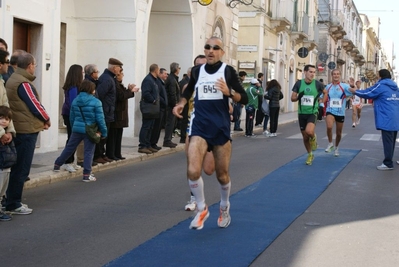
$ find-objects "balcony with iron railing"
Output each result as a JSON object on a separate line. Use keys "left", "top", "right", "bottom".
{"left": 269, "top": 0, "right": 294, "bottom": 33}
{"left": 330, "top": 9, "right": 346, "bottom": 42}
{"left": 291, "top": 11, "right": 309, "bottom": 43}
{"left": 303, "top": 22, "right": 319, "bottom": 51}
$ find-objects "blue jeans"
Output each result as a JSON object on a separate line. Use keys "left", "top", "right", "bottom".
{"left": 55, "top": 133, "right": 95, "bottom": 175}
{"left": 63, "top": 115, "right": 75, "bottom": 164}
{"left": 263, "top": 114, "right": 269, "bottom": 131}
{"left": 234, "top": 104, "right": 242, "bottom": 130}
{"left": 381, "top": 130, "right": 397, "bottom": 168}
{"left": 139, "top": 118, "right": 155, "bottom": 148}
{"left": 6, "top": 132, "right": 38, "bottom": 211}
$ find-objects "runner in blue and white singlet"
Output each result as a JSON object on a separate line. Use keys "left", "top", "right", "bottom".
{"left": 324, "top": 70, "right": 354, "bottom": 156}
{"left": 325, "top": 81, "right": 352, "bottom": 116}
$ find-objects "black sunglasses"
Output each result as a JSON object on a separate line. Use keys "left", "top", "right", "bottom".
{"left": 204, "top": 44, "right": 223, "bottom": 51}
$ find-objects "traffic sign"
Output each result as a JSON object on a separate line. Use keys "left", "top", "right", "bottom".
{"left": 318, "top": 52, "right": 329, "bottom": 62}
{"left": 327, "top": 61, "right": 336, "bottom": 70}
{"left": 298, "top": 47, "right": 309, "bottom": 58}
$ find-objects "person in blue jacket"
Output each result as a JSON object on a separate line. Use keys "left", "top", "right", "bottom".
{"left": 350, "top": 69, "right": 399, "bottom": 170}
{"left": 54, "top": 80, "right": 107, "bottom": 182}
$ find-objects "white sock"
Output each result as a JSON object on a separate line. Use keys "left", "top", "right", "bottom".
{"left": 188, "top": 177, "right": 205, "bottom": 210}
{"left": 219, "top": 181, "right": 231, "bottom": 208}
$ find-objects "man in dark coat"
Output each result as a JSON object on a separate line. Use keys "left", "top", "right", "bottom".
{"left": 107, "top": 71, "right": 138, "bottom": 160}
{"left": 163, "top": 62, "right": 180, "bottom": 148}
{"left": 150, "top": 67, "right": 168, "bottom": 150}
{"left": 138, "top": 64, "right": 160, "bottom": 154}
{"left": 94, "top": 58, "right": 123, "bottom": 164}
{"left": 178, "top": 67, "right": 191, "bottom": 143}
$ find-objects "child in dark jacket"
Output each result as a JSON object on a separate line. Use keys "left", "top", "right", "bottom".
{"left": 0, "top": 106, "right": 17, "bottom": 221}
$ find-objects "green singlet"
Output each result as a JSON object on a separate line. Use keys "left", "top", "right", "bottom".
{"left": 298, "top": 79, "right": 319, "bottom": 115}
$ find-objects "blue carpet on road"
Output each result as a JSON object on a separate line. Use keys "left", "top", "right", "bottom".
{"left": 105, "top": 149, "right": 360, "bottom": 267}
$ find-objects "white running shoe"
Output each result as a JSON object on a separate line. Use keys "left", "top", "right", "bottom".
{"left": 325, "top": 143, "right": 334, "bottom": 153}
{"left": 63, "top": 164, "right": 76, "bottom": 173}
{"left": 352, "top": 123, "right": 356, "bottom": 128}
{"left": 356, "top": 118, "right": 361, "bottom": 125}
{"left": 334, "top": 148, "right": 339, "bottom": 157}
{"left": 189, "top": 205, "right": 209, "bottom": 230}
{"left": 263, "top": 130, "right": 270, "bottom": 135}
{"left": 185, "top": 196, "right": 196, "bottom": 211}
{"left": 217, "top": 204, "right": 231, "bottom": 228}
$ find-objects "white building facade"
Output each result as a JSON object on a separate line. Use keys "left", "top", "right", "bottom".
{"left": 0, "top": 0, "right": 239, "bottom": 152}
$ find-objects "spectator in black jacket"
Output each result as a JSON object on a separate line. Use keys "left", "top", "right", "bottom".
{"left": 265, "top": 79, "right": 283, "bottom": 137}
{"left": 138, "top": 64, "right": 160, "bottom": 154}
{"left": 150, "top": 67, "right": 168, "bottom": 150}
{"left": 178, "top": 67, "right": 191, "bottom": 143}
{"left": 163, "top": 62, "right": 180, "bottom": 148}
{"left": 107, "top": 71, "right": 139, "bottom": 160}
{"left": 255, "top": 73, "right": 264, "bottom": 126}
{"left": 94, "top": 58, "right": 123, "bottom": 164}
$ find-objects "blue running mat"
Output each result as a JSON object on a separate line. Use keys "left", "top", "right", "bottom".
{"left": 105, "top": 149, "right": 360, "bottom": 267}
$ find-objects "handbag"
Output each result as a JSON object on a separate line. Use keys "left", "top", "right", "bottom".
{"left": 140, "top": 98, "right": 160, "bottom": 119}
{"left": 78, "top": 106, "right": 101, "bottom": 144}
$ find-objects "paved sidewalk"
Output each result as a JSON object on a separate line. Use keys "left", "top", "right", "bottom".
{"left": 26, "top": 111, "right": 298, "bottom": 189}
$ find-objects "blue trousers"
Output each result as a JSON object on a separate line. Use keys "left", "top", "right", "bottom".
{"left": 163, "top": 107, "right": 175, "bottom": 143}
{"left": 6, "top": 132, "right": 38, "bottom": 211}
{"left": 234, "top": 104, "right": 242, "bottom": 130}
{"left": 381, "top": 130, "right": 397, "bottom": 168}
{"left": 139, "top": 118, "right": 155, "bottom": 148}
{"left": 55, "top": 132, "right": 96, "bottom": 175}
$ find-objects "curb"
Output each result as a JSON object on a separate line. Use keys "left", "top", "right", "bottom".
{"left": 24, "top": 113, "right": 298, "bottom": 189}
{"left": 25, "top": 145, "right": 186, "bottom": 189}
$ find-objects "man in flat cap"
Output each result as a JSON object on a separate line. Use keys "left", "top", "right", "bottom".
{"left": 93, "top": 57, "right": 123, "bottom": 164}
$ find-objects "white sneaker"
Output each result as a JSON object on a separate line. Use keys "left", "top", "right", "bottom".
{"left": 184, "top": 196, "right": 196, "bottom": 211}
{"left": 352, "top": 123, "right": 356, "bottom": 128}
{"left": 325, "top": 143, "right": 334, "bottom": 153}
{"left": 63, "top": 164, "right": 76, "bottom": 173}
{"left": 377, "top": 164, "right": 393, "bottom": 171}
{"left": 217, "top": 204, "right": 231, "bottom": 228}
{"left": 356, "top": 118, "right": 361, "bottom": 125}
{"left": 271, "top": 133, "right": 277, "bottom": 137}
{"left": 334, "top": 148, "right": 339, "bottom": 157}
{"left": 263, "top": 130, "right": 270, "bottom": 135}
{"left": 10, "top": 205, "right": 33, "bottom": 215}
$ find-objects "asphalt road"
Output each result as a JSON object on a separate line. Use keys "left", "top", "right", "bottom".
{"left": 2, "top": 105, "right": 399, "bottom": 267}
